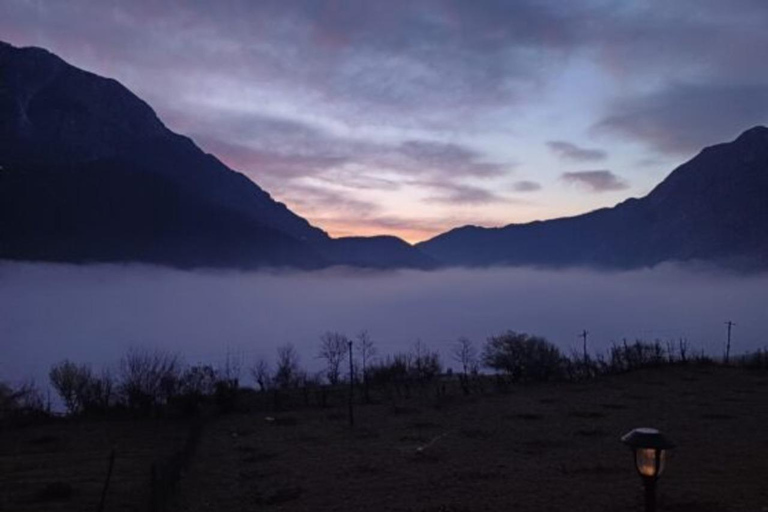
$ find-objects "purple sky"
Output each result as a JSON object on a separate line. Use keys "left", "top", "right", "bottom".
{"left": 3, "top": 1, "right": 768, "bottom": 241}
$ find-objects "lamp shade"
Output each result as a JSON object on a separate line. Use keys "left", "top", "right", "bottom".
{"left": 621, "top": 428, "right": 675, "bottom": 479}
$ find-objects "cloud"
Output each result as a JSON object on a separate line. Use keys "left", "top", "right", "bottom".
{"left": 546, "top": 141, "right": 606, "bottom": 162}
{"left": 594, "top": 83, "right": 768, "bottom": 154}
{"left": 5, "top": 0, "right": 768, "bottom": 239}
{"left": 396, "top": 140, "right": 507, "bottom": 178}
{"left": 561, "top": 170, "right": 628, "bottom": 193}
{"left": 195, "top": 137, "right": 350, "bottom": 181}
{"left": 171, "top": 106, "right": 511, "bottom": 184}
{"left": 414, "top": 180, "right": 508, "bottom": 205}
{"left": 267, "top": 184, "right": 379, "bottom": 218}
{"left": 0, "top": 0, "right": 591, "bottom": 129}
{"left": 511, "top": 180, "right": 542, "bottom": 192}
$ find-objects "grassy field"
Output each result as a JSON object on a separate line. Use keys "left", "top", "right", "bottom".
{"left": 2, "top": 366, "right": 768, "bottom": 511}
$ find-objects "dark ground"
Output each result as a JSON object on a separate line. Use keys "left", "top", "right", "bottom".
{"left": 2, "top": 366, "right": 768, "bottom": 511}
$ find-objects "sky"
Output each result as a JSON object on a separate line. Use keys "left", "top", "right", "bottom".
{"left": 2, "top": 0, "right": 768, "bottom": 242}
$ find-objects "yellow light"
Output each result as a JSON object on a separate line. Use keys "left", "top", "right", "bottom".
{"left": 636, "top": 448, "right": 666, "bottom": 478}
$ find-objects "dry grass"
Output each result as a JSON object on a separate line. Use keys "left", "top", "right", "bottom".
{"left": 0, "top": 419, "right": 188, "bottom": 511}
{"left": 3, "top": 367, "right": 768, "bottom": 511}
{"left": 173, "top": 366, "right": 768, "bottom": 512}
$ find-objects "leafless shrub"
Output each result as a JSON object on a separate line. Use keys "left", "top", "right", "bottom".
{"left": 219, "top": 348, "right": 243, "bottom": 386}
{"left": 179, "top": 365, "right": 218, "bottom": 397}
{"left": 274, "top": 344, "right": 302, "bottom": 389}
{"left": 251, "top": 357, "right": 272, "bottom": 392}
{"left": 119, "top": 348, "right": 181, "bottom": 412}
{"left": 608, "top": 339, "right": 667, "bottom": 372}
{"left": 411, "top": 340, "right": 442, "bottom": 381}
{"left": 564, "top": 351, "right": 605, "bottom": 381}
{"left": 213, "top": 349, "right": 243, "bottom": 412}
{"left": 368, "top": 353, "right": 410, "bottom": 386}
{"left": 737, "top": 348, "right": 768, "bottom": 370}
{"left": 49, "top": 360, "right": 92, "bottom": 414}
{"left": 82, "top": 368, "right": 115, "bottom": 413}
{"left": 0, "top": 380, "right": 46, "bottom": 421}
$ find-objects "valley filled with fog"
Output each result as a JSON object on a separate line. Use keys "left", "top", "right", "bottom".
{"left": 1, "top": 262, "right": 767, "bottom": 386}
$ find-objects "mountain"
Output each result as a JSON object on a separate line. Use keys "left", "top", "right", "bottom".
{"left": 0, "top": 41, "right": 433, "bottom": 269}
{"left": 418, "top": 126, "right": 768, "bottom": 270}
{"left": 317, "top": 236, "right": 435, "bottom": 269}
{"left": 4, "top": 41, "right": 764, "bottom": 272}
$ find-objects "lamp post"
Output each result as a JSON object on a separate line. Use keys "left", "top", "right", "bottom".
{"left": 621, "top": 428, "right": 674, "bottom": 512}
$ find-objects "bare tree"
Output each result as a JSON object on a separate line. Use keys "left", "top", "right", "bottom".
{"left": 356, "top": 330, "right": 376, "bottom": 402}
{"left": 452, "top": 337, "right": 478, "bottom": 394}
{"left": 453, "top": 337, "right": 478, "bottom": 375}
{"left": 274, "top": 344, "right": 301, "bottom": 389}
{"left": 318, "top": 332, "right": 348, "bottom": 385}
{"left": 251, "top": 357, "right": 272, "bottom": 392}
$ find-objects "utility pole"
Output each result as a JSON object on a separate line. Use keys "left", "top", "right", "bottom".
{"left": 724, "top": 321, "right": 735, "bottom": 364}
{"left": 348, "top": 339, "right": 355, "bottom": 427}
{"left": 580, "top": 330, "right": 589, "bottom": 361}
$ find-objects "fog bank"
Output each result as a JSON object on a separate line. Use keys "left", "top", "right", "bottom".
{"left": 1, "top": 262, "right": 767, "bottom": 386}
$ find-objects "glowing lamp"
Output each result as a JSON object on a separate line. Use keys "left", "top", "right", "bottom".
{"left": 621, "top": 428, "right": 674, "bottom": 512}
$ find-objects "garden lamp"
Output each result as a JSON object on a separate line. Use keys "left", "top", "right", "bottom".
{"left": 621, "top": 428, "right": 674, "bottom": 512}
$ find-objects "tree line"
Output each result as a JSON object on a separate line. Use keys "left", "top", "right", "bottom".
{"left": 2, "top": 330, "right": 767, "bottom": 422}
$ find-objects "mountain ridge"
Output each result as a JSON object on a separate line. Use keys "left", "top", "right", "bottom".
{"left": 417, "top": 126, "right": 768, "bottom": 270}
{"left": 2, "top": 40, "right": 766, "bottom": 271}
{"left": 0, "top": 41, "right": 434, "bottom": 269}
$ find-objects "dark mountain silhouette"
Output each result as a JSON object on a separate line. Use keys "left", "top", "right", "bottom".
{"left": 418, "top": 126, "right": 768, "bottom": 270}
{"left": 317, "top": 236, "right": 435, "bottom": 269}
{"left": 2, "top": 41, "right": 765, "bottom": 272}
{"left": 0, "top": 41, "right": 434, "bottom": 269}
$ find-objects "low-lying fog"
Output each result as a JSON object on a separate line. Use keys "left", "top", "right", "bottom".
{"left": 1, "top": 262, "right": 767, "bottom": 386}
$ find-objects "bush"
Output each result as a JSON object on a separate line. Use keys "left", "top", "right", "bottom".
{"left": 49, "top": 360, "right": 92, "bottom": 415}
{"left": 119, "top": 348, "right": 181, "bottom": 412}
{"left": 367, "top": 354, "right": 410, "bottom": 387}
{"left": 251, "top": 358, "right": 272, "bottom": 392}
{"left": 49, "top": 360, "right": 114, "bottom": 415}
{"left": 608, "top": 340, "right": 666, "bottom": 372}
{"left": 179, "top": 365, "right": 218, "bottom": 397}
{"left": 482, "top": 331, "right": 565, "bottom": 382}
{"left": 0, "top": 380, "right": 47, "bottom": 422}
{"left": 410, "top": 341, "right": 442, "bottom": 381}
{"left": 737, "top": 349, "right": 768, "bottom": 370}
{"left": 172, "top": 364, "right": 218, "bottom": 414}
{"left": 274, "top": 344, "right": 302, "bottom": 389}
